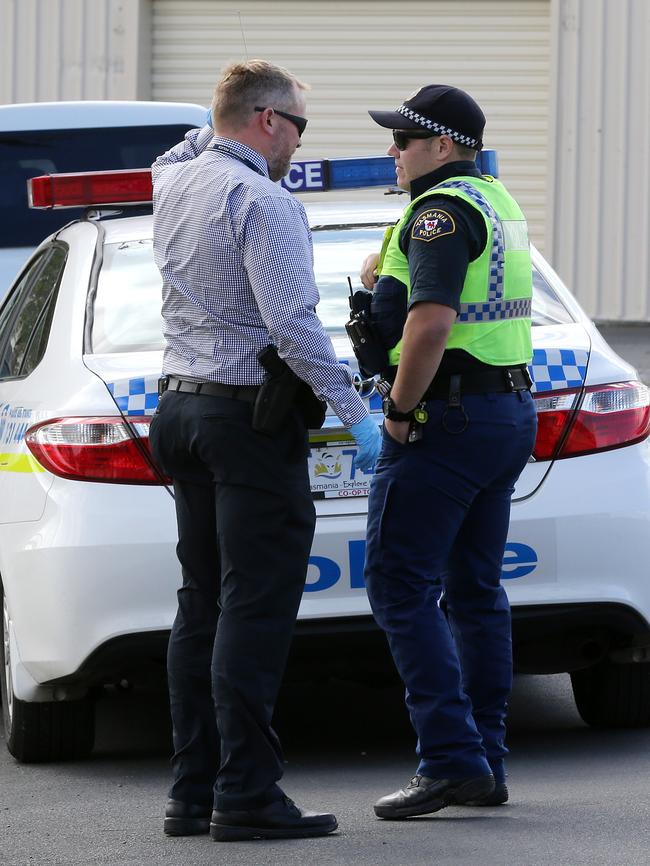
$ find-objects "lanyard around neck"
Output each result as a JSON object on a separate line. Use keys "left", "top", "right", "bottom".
{"left": 210, "top": 142, "right": 266, "bottom": 176}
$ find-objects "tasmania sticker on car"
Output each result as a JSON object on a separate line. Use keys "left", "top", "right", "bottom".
{"left": 308, "top": 442, "right": 373, "bottom": 498}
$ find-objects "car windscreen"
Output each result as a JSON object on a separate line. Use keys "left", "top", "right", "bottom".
{"left": 90, "top": 227, "right": 574, "bottom": 354}
{"left": 0, "top": 125, "right": 194, "bottom": 248}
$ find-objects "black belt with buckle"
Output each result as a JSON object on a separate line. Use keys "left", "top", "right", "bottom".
{"left": 160, "top": 376, "right": 260, "bottom": 403}
{"left": 424, "top": 365, "right": 532, "bottom": 400}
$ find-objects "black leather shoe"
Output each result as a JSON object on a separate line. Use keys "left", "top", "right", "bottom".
{"left": 210, "top": 795, "right": 338, "bottom": 841}
{"left": 374, "top": 774, "right": 495, "bottom": 819}
{"left": 463, "top": 782, "right": 509, "bottom": 806}
{"left": 164, "top": 799, "right": 211, "bottom": 836}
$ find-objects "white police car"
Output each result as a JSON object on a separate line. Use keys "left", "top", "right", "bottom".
{"left": 1, "top": 154, "right": 649, "bottom": 763}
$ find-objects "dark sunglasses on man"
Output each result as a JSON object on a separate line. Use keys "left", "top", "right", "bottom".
{"left": 392, "top": 129, "right": 438, "bottom": 151}
{"left": 255, "top": 106, "right": 308, "bottom": 137}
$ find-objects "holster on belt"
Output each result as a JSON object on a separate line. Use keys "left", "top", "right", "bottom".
{"left": 345, "top": 288, "right": 389, "bottom": 378}
{"left": 253, "top": 345, "right": 326, "bottom": 434}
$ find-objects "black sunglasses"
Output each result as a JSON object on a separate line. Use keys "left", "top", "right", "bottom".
{"left": 255, "top": 106, "right": 308, "bottom": 137}
{"left": 392, "top": 129, "right": 437, "bottom": 151}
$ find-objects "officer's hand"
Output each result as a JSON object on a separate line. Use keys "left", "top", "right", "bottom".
{"left": 349, "top": 415, "right": 382, "bottom": 472}
{"left": 384, "top": 418, "right": 410, "bottom": 445}
{"left": 360, "top": 253, "right": 380, "bottom": 290}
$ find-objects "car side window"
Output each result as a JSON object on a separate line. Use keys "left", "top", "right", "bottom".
{"left": 0, "top": 255, "right": 47, "bottom": 378}
{"left": 0, "top": 245, "right": 67, "bottom": 380}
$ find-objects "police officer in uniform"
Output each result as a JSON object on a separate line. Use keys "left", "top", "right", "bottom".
{"left": 361, "top": 85, "right": 538, "bottom": 818}
{"left": 149, "top": 60, "right": 380, "bottom": 842}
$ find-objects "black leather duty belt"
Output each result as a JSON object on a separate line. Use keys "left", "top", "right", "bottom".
{"left": 161, "top": 376, "right": 260, "bottom": 403}
{"left": 423, "top": 366, "right": 532, "bottom": 400}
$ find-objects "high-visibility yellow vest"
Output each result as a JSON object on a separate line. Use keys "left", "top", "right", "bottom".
{"left": 379, "top": 174, "right": 533, "bottom": 367}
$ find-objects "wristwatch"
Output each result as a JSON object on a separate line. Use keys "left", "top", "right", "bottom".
{"left": 382, "top": 396, "right": 414, "bottom": 422}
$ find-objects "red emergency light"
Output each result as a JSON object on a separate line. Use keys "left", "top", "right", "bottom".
{"left": 28, "top": 169, "right": 153, "bottom": 209}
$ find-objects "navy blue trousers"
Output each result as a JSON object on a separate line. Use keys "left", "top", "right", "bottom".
{"left": 149, "top": 391, "right": 315, "bottom": 810}
{"left": 365, "top": 391, "right": 537, "bottom": 782}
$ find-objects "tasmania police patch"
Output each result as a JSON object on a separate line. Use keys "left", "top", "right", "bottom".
{"left": 411, "top": 209, "right": 455, "bottom": 242}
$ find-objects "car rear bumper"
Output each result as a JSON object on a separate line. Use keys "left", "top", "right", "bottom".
{"left": 33, "top": 601, "right": 650, "bottom": 691}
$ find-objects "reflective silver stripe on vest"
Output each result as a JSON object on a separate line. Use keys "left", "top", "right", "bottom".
{"left": 433, "top": 180, "right": 531, "bottom": 323}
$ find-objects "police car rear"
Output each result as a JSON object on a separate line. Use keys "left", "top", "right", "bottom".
{"left": 0, "top": 158, "right": 649, "bottom": 763}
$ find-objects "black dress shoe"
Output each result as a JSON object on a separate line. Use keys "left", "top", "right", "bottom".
{"left": 210, "top": 795, "right": 338, "bottom": 841}
{"left": 163, "top": 799, "right": 211, "bottom": 836}
{"left": 463, "top": 782, "right": 509, "bottom": 806}
{"left": 374, "top": 774, "right": 495, "bottom": 819}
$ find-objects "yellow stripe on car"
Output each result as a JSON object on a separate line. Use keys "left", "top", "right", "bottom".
{"left": 0, "top": 453, "right": 45, "bottom": 473}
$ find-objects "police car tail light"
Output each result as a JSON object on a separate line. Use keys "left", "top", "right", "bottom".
{"left": 532, "top": 391, "right": 581, "bottom": 461}
{"left": 533, "top": 381, "right": 650, "bottom": 461}
{"left": 557, "top": 381, "right": 650, "bottom": 459}
{"left": 28, "top": 170, "right": 153, "bottom": 209}
{"left": 24, "top": 417, "right": 167, "bottom": 484}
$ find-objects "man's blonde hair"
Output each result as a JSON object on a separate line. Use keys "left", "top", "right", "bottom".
{"left": 211, "top": 59, "right": 310, "bottom": 131}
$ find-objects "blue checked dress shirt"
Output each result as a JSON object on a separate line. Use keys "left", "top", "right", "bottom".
{"left": 151, "top": 126, "right": 367, "bottom": 427}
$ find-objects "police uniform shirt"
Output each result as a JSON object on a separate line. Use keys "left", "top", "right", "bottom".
{"left": 404, "top": 160, "right": 486, "bottom": 311}
{"left": 373, "top": 160, "right": 494, "bottom": 374}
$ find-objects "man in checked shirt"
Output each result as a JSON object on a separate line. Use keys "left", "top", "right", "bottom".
{"left": 149, "top": 60, "right": 380, "bottom": 842}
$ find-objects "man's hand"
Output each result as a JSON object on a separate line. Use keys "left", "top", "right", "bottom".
{"left": 360, "top": 253, "right": 380, "bottom": 290}
{"left": 384, "top": 418, "right": 410, "bottom": 445}
{"left": 349, "top": 415, "right": 382, "bottom": 472}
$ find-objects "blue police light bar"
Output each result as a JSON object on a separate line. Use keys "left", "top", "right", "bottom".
{"left": 281, "top": 150, "right": 498, "bottom": 193}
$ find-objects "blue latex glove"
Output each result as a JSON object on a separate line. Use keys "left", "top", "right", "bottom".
{"left": 349, "top": 415, "right": 382, "bottom": 473}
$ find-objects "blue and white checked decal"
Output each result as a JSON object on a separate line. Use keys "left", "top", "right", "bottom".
{"left": 105, "top": 349, "right": 588, "bottom": 416}
{"left": 107, "top": 376, "right": 161, "bottom": 416}
{"left": 528, "top": 348, "right": 588, "bottom": 393}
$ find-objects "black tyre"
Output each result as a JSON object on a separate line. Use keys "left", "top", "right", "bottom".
{"left": 571, "top": 659, "right": 650, "bottom": 728}
{"left": 1, "top": 582, "right": 95, "bottom": 762}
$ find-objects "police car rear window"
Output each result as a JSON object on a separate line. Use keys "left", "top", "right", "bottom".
{"left": 89, "top": 228, "right": 573, "bottom": 355}
{"left": 0, "top": 125, "right": 193, "bottom": 248}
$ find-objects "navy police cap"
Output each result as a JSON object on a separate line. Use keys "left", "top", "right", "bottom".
{"left": 369, "top": 84, "right": 485, "bottom": 151}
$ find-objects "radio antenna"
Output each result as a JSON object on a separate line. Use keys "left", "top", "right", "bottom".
{"left": 237, "top": 11, "right": 249, "bottom": 59}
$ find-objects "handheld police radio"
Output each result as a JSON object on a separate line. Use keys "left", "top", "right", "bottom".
{"left": 344, "top": 277, "right": 389, "bottom": 378}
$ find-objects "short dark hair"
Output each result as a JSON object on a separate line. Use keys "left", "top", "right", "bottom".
{"left": 211, "top": 59, "right": 309, "bottom": 130}
{"left": 455, "top": 142, "right": 479, "bottom": 160}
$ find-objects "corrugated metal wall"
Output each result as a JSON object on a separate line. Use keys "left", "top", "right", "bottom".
{"left": 151, "top": 0, "right": 551, "bottom": 249}
{"left": 549, "top": 0, "right": 650, "bottom": 320}
{"left": 0, "top": 0, "right": 150, "bottom": 103}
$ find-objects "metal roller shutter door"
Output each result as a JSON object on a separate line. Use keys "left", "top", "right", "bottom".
{"left": 152, "top": 0, "right": 550, "bottom": 248}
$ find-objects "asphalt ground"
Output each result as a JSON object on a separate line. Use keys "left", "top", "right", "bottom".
{"left": 2, "top": 672, "right": 650, "bottom": 866}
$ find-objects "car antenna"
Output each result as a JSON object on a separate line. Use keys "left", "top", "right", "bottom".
{"left": 237, "top": 11, "right": 249, "bottom": 59}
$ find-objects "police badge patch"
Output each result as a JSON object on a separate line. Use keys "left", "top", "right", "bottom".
{"left": 411, "top": 209, "right": 455, "bottom": 242}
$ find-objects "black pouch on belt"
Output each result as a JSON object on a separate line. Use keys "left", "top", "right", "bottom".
{"left": 253, "top": 345, "right": 326, "bottom": 434}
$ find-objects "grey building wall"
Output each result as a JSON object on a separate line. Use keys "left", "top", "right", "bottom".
{"left": 0, "top": 0, "right": 150, "bottom": 102}
{"left": 548, "top": 0, "right": 650, "bottom": 320}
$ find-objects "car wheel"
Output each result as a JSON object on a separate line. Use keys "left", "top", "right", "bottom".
{"left": 1, "top": 582, "right": 95, "bottom": 762}
{"left": 571, "top": 659, "right": 650, "bottom": 728}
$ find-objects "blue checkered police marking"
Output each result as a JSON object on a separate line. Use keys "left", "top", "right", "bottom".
{"left": 107, "top": 377, "right": 160, "bottom": 416}
{"left": 528, "top": 348, "right": 588, "bottom": 393}
{"left": 106, "top": 350, "right": 588, "bottom": 418}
